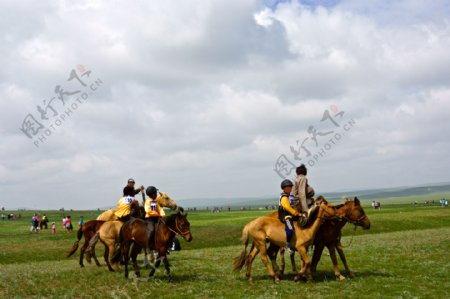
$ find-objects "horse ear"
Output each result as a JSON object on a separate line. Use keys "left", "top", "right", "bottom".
{"left": 354, "top": 197, "right": 360, "bottom": 205}
{"left": 158, "top": 191, "right": 163, "bottom": 197}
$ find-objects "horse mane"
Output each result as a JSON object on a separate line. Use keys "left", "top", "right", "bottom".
{"left": 163, "top": 213, "right": 178, "bottom": 225}
{"left": 334, "top": 203, "right": 345, "bottom": 209}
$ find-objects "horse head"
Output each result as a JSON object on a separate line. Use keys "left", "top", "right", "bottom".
{"left": 157, "top": 192, "right": 178, "bottom": 210}
{"left": 345, "top": 197, "right": 371, "bottom": 229}
{"left": 174, "top": 206, "right": 192, "bottom": 242}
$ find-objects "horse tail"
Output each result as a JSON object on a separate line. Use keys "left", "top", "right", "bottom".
{"left": 233, "top": 223, "right": 251, "bottom": 271}
{"left": 65, "top": 225, "right": 83, "bottom": 258}
{"left": 77, "top": 224, "right": 83, "bottom": 241}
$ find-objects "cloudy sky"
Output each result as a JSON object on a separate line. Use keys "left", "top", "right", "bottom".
{"left": 1, "top": 0, "right": 449, "bottom": 210}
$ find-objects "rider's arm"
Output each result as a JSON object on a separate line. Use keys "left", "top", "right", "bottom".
{"left": 280, "top": 196, "right": 297, "bottom": 216}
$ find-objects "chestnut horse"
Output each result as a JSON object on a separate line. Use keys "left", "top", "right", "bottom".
{"left": 65, "top": 200, "right": 141, "bottom": 267}
{"left": 233, "top": 197, "right": 336, "bottom": 282}
{"left": 268, "top": 197, "right": 371, "bottom": 280}
{"left": 85, "top": 192, "right": 179, "bottom": 270}
{"left": 113, "top": 208, "right": 192, "bottom": 281}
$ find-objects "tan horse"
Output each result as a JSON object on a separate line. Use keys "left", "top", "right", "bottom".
{"left": 268, "top": 197, "right": 371, "bottom": 280}
{"left": 87, "top": 192, "right": 179, "bottom": 270}
{"left": 233, "top": 197, "right": 336, "bottom": 282}
{"left": 87, "top": 220, "right": 123, "bottom": 271}
{"left": 97, "top": 192, "right": 178, "bottom": 221}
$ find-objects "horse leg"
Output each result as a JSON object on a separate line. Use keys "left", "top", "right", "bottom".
{"left": 310, "top": 243, "right": 325, "bottom": 280}
{"left": 279, "top": 247, "right": 286, "bottom": 276}
{"left": 257, "top": 241, "right": 279, "bottom": 282}
{"left": 245, "top": 243, "right": 259, "bottom": 281}
{"left": 142, "top": 248, "right": 149, "bottom": 267}
{"left": 86, "top": 232, "right": 101, "bottom": 267}
{"left": 290, "top": 251, "right": 297, "bottom": 273}
{"left": 130, "top": 243, "right": 141, "bottom": 278}
{"left": 328, "top": 244, "right": 345, "bottom": 281}
{"left": 102, "top": 242, "right": 115, "bottom": 272}
{"left": 79, "top": 241, "right": 90, "bottom": 267}
{"left": 148, "top": 253, "right": 163, "bottom": 280}
{"left": 162, "top": 255, "right": 173, "bottom": 282}
{"left": 336, "top": 240, "right": 353, "bottom": 278}
{"left": 295, "top": 245, "right": 312, "bottom": 282}
{"left": 267, "top": 243, "right": 282, "bottom": 277}
{"left": 123, "top": 242, "right": 131, "bottom": 279}
{"left": 91, "top": 245, "right": 101, "bottom": 267}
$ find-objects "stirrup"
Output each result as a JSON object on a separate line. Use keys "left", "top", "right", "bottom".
{"left": 285, "top": 245, "right": 294, "bottom": 256}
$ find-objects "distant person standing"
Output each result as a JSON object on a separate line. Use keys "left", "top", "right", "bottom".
{"left": 78, "top": 216, "right": 84, "bottom": 228}
{"left": 1, "top": 213, "right": 4, "bottom": 220}
{"left": 51, "top": 222, "right": 56, "bottom": 234}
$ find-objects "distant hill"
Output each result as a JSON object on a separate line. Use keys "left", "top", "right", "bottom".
{"left": 177, "top": 182, "right": 450, "bottom": 208}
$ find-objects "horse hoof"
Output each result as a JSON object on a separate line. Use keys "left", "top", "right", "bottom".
{"left": 247, "top": 277, "right": 253, "bottom": 282}
{"left": 336, "top": 274, "right": 346, "bottom": 281}
{"left": 274, "top": 277, "right": 281, "bottom": 283}
{"left": 294, "top": 275, "right": 301, "bottom": 282}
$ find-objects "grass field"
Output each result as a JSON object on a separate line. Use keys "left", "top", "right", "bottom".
{"left": 0, "top": 199, "right": 449, "bottom": 298}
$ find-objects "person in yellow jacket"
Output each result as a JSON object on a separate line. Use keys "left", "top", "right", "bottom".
{"left": 278, "top": 179, "right": 302, "bottom": 255}
{"left": 114, "top": 187, "right": 139, "bottom": 222}
{"left": 144, "top": 186, "right": 165, "bottom": 247}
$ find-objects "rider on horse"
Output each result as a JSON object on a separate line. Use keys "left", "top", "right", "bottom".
{"left": 291, "top": 164, "right": 315, "bottom": 223}
{"left": 144, "top": 186, "right": 165, "bottom": 248}
{"left": 114, "top": 187, "right": 140, "bottom": 222}
{"left": 123, "top": 178, "right": 144, "bottom": 196}
{"left": 278, "top": 179, "right": 302, "bottom": 256}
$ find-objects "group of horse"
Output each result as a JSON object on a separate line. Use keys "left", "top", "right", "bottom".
{"left": 65, "top": 192, "right": 193, "bottom": 281}
{"left": 233, "top": 196, "right": 371, "bottom": 282}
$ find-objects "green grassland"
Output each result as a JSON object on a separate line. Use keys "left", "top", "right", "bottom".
{"left": 0, "top": 198, "right": 449, "bottom": 298}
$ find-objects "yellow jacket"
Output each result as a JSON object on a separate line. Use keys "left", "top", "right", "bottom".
{"left": 114, "top": 196, "right": 135, "bottom": 218}
{"left": 144, "top": 198, "right": 165, "bottom": 218}
{"left": 279, "top": 194, "right": 297, "bottom": 219}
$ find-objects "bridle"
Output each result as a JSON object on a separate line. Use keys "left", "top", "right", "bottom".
{"left": 343, "top": 214, "right": 368, "bottom": 226}
{"left": 158, "top": 216, "right": 191, "bottom": 240}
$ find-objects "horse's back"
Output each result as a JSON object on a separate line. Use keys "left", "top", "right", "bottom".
{"left": 97, "top": 209, "right": 117, "bottom": 221}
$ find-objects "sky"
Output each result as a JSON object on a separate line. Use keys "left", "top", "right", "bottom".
{"left": 1, "top": 0, "right": 449, "bottom": 210}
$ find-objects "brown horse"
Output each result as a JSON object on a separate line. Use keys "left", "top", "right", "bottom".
{"left": 65, "top": 200, "right": 141, "bottom": 267}
{"left": 268, "top": 197, "right": 371, "bottom": 280}
{"left": 86, "top": 192, "right": 179, "bottom": 270}
{"left": 113, "top": 208, "right": 192, "bottom": 281}
{"left": 233, "top": 197, "right": 336, "bottom": 282}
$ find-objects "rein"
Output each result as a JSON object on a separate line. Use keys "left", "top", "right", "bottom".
{"left": 341, "top": 225, "right": 357, "bottom": 248}
{"left": 340, "top": 215, "right": 367, "bottom": 248}
{"left": 158, "top": 216, "right": 190, "bottom": 239}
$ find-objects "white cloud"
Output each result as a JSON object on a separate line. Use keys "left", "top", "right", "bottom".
{"left": 0, "top": 0, "right": 449, "bottom": 209}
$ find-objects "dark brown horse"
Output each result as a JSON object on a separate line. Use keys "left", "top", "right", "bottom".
{"left": 113, "top": 208, "right": 192, "bottom": 281}
{"left": 268, "top": 197, "right": 371, "bottom": 280}
{"left": 65, "top": 200, "right": 142, "bottom": 267}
